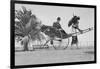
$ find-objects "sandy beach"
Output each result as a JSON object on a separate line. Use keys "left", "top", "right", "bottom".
{"left": 15, "top": 46, "right": 94, "bottom": 66}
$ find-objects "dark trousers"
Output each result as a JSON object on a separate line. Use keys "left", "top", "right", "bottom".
{"left": 71, "top": 36, "right": 78, "bottom": 45}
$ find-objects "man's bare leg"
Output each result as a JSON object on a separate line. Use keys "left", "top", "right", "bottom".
{"left": 76, "top": 42, "right": 80, "bottom": 49}
{"left": 71, "top": 44, "right": 74, "bottom": 49}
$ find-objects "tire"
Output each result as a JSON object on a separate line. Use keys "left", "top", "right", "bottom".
{"left": 43, "top": 27, "right": 70, "bottom": 50}
{"left": 53, "top": 38, "right": 69, "bottom": 50}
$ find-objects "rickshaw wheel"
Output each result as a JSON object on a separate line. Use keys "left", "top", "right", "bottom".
{"left": 52, "top": 38, "right": 69, "bottom": 50}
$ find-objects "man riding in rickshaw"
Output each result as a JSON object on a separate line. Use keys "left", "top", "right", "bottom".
{"left": 53, "top": 17, "right": 67, "bottom": 37}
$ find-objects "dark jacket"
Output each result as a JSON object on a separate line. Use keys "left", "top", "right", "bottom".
{"left": 53, "top": 22, "right": 67, "bottom": 37}
{"left": 53, "top": 22, "right": 62, "bottom": 29}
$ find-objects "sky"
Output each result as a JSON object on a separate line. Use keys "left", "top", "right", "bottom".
{"left": 15, "top": 3, "right": 94, "bottom": 42}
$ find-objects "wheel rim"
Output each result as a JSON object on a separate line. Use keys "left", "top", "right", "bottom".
{"left": 43, "top": 28, "right": 70, "bottom": 50}
{"left": 52, "top": 38, "right": 69, "bottom": 50}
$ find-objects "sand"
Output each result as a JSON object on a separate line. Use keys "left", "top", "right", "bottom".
{"left": 15, "top": 46, "right": 94, "bottom": 66}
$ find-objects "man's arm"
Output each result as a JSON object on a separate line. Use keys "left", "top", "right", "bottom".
{"left": 76, "top": 27, "right": 83, "bottom": 33}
